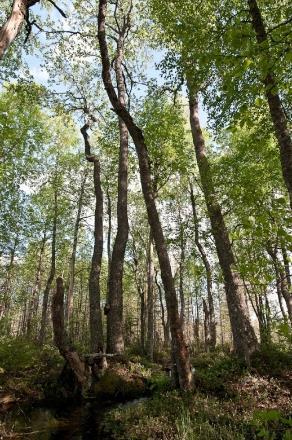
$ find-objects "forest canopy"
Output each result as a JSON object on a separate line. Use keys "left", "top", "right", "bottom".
{"left": 0, "top": 1, "right": 291, "bottom": 438}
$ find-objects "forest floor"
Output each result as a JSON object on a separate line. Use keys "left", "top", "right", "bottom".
{"left": 0, "top": 340, "right": 291, "bottom": 439}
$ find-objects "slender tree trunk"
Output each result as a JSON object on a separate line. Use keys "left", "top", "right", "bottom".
{"left": 39, "top": 189, "right": 57, "bottom": 345}
{"left": 27, "top": 230, "right": 47, "bottom": 338}
{"left": 0, "top": 238, "right": 17, "bottom": 326}
{"left": 132, "top": 256, "right": 146, "bottom": 352}
{"left": 65, "top": 172, "right": 87, "bottom": 331}
{"left": 187, "top": 87, "right": 258, "bottom": 361}
{"left": 190, "top": 184, "right": 216, "bottom": 350}
{"left": 0, "top": 0, "right": 39, "bottom": 60}
{"left": 52, "top": 277, "right": 88, "bottom": 390}
{"left": 178, "top": 213, "right": 185, "bottom": 330}
{"left": 282, "top": 244, "right": 291, "bottom": 289}
{"left": 146, "top": 233, "right": 154, "bottom": 360}
{"left": 106, "top": 33, "right": 129, "bottom": 354}
{"left": 267, "top": 246, "right": 292, "bottom": 324}
{"left": 98, "top": 0, "right": 192, "bottom": 390}
{"left": 106, "top": 186, "right": 112, "bottom": 304}
{"left": 155, "top": 268, "right": 170, "bottom": 348}
{"left": 247, "top": 0, "right": 292, "bottom": 209}
{"left": 81, "top": 121, "right": 104, "bottom": 353}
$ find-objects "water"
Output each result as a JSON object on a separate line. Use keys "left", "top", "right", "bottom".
{"left": 1, "top": 401, "right": 109, "bottom": 439}
{"left": 1, "top": 397, "right": 149, "bottom": 439}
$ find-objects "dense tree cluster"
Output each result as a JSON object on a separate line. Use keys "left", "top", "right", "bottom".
{"left": 0, "top": 0, "right": 291, "bottom": 390}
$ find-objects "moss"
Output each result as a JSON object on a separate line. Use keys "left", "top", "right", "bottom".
{"left": 92, "top": 366, "right": 147, "bottom": 400}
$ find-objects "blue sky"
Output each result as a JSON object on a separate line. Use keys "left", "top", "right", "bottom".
{"left": 3, "top": 0, "right": 208, "bottom": 126}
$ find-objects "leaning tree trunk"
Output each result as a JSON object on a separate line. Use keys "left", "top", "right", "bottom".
{"left": 39, "top": 189, "right": 57, "bottom": 345}
{"left": 247, "top": 0, "right": 292, "bottom": 209}
{"left": 106, "top": 31, "right": 129, "bottom": 354}
{"left": 0, "top": 0, "right": 39, "bottom": 60}
{"left": 98, "top": 0, "right": 192, "bottom": 390}
{"left": 65, "top": 171, "right": 87, "bottom": 332}
{"left": 187, "top": 87, "right": 258, "bottom": 362}
{"left": 190, "top": 184, "right": 216, "bottom": 350}
{"left": 81, "top": 121, "right": 104, "bottom": 353}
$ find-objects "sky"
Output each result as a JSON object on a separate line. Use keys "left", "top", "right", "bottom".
{"left": 16, "top": 1, "right": 208, "bottom": 127}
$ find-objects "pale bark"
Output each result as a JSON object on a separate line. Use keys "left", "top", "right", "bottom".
{"left": 0, "top": 0, "right": 39, "bottom": 60}
{"left": 155, "top": 268, "right": 170, "bottom": 348}
{"left": 98, "top": 0, "right": 192, "bottom": 390}
{"left": 26, "top": 230, "right": 47, "bottom": 338}
{"left": 190, "top": 184, "right": 216, "bottom": 350}
{"left": 65, "top": 172, "right": 87, "bottom": 330}
{"left": 39, "top": 189, "right": 57, "bottom": 345}
{"left": 146, "top": 233, "right": 154, "bottom": 360}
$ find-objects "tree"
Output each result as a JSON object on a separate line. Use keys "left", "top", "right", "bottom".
{"left": 98, "top": 0, "right": 193, "bottom": 390}
{"left": 106, "top": 8, "right": 129, "bottom": 354}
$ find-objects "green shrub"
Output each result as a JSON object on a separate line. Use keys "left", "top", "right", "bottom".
{"left": 250, "top": 409, "right": 292, "bottom": 440}
{"left": 251, "top": 344, "right": 292, "bottom": 376}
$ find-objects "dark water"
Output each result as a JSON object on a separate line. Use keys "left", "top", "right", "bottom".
{"left": 1, "top": 401, "right": 109, "bottom": 439}
{"left": 1, "top": 397, "right": 148, "bottom": 439}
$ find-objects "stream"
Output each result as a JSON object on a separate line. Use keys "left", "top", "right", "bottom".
{"left": 1, "top": 397, "right": 148, "bottom": 439}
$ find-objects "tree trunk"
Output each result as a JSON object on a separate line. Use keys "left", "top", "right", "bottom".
{"left": 267, "top": 245, "right": 292, "bottom": 324}
{"left": 247, "top": 0, "right": 292, "bottom": 209}
{"left": 155, "top": 268, "right": 170, "bottom": 348}
{"left": 52, "top": 277, "right": 88, "bottom": 391}
{"left": 190, "top": 184, "right": 216, "bottom": 350}
{"left": 27, "top": 230, "right": 47, "bottom": 338}
{"left": 39, "top": 189, "right": 57, "bottom": 345}
{"left": 146, "top": 233, "right": 154, "bottom": 360}
{"left": 282, "top": 244, "right": 291, "bottom": 290}
{"left": 0, "top": 237, "right": 17, "bottom": 327}
{"left": 106, "top": 186, "right": 112, "bottom": 304}
{"left": 0, "top": 0, "right": 39, "bottom": 60}
{"left": 187, "top": 88, "right": 258, "bottom": 362}
{"left": 178, "top": 212, "right": 185, "bottom": 330}
{"left": 81, "top": 121, "right": 104, "bottom": 353}
{"left": 65, "top": 172, "right": 87, "bottom": 331}
{"left": 106, "top": 33, "right": 129, "bottom": 354}
{"left": 98, "top": 0, "right": 192, "bottom": 390}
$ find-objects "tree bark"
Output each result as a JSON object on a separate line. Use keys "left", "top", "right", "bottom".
{"left": 146, "top": 232, "right": 154, "bottom": 360}
{"left": 247, "top": 0, "right": 292, "bottom": 209}
{"left": 189, "top": 184, "right": 216, "bottom": 350}
{"left": 267, "top": 245, "right": 292, "bottom": 324}
{"left": 0, "top": 0, "right": 39, "bottom": 60}
{"left": 187, "top": 88, "right": 258, "bottom": 362}
{"left": 106, "top": 31, "right": 129, "bottom": 354}
{"left": 0, "top": 238, "right": 17, "bottom": 327}
{"left": 178, "top": 211, "right": 186, "bottom": 330}
{"left": 65, "top": 171, "right": 87, "bottom": 331}
{"left": 26, "top": 230, "right": 47, "bottom": 338}
{"left": 81, "top": 121, "right": 104, "bottom": 353}
{"left": 39, "top": 189, "right": 57, "bottom": 345}
{"left": 106, "top": 186, "right": 112, "bottom": 304}
{"left": 98, "top": 0, "right": 192, "bottom": 390}
{"left": 155, "top": 268, "right": 170, "bottom": 348}
{"left": 52, "top": 277, "right": 88, "bottom": 390}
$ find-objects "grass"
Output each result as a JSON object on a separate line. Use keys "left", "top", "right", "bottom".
{"left": 101, "top": 347, "right": 292, "bottom": 440}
